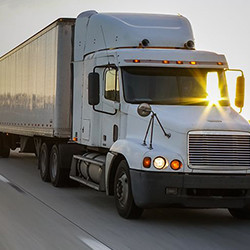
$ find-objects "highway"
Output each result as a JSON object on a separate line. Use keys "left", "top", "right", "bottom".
{"left": 1, "top": 151, "right": 250, "bottom": 250}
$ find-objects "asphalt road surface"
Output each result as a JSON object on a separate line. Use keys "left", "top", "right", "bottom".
{"left": 1, "top": 151, "right": 250, "bottom": 250}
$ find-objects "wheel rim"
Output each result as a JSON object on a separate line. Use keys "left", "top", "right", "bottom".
{"left": 51, "top": 150, "right": 58, "bottom": 179}
{"left": 116, "top": 171, "right": 129, "bottom": 208}
{"left": 40, "top": 147, "right": 47, "bottom": 175}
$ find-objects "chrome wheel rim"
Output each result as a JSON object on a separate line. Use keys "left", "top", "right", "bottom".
{"left": 116, "top": 172, "right": 129, "bottom": 208}
{"left": 51, "top": 150, "right": 58, "bottom": 179}
{"left": 40, "top": 148, "right": 47, "bottom": 174}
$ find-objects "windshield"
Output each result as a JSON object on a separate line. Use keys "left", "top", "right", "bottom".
{"left": 122, "top": 67, "right": 230, "bottom": 106}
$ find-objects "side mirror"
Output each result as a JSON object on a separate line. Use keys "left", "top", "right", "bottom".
{"left": 235, "top": 76, "right": 245, "bottom": 108}
{"left": 137, "top": 103, "right": 152, "bottom": 117}
{"left": 88, "top": 72, "right": 100, "bottom": 105}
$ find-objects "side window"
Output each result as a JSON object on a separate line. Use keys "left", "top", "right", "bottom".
{"left": 105, "top": 69, "right": 120, "bottom": 102}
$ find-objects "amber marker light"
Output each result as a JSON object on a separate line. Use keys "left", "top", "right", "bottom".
{"left": 133, "top": 59, "right": 140, "bottom": 63}
{"left": 190, "top": 61, "right": 197, "bottom": 65}
{"left": 143, "top": 157, "right": 151, "bottom": 168}
{"left": 162, "top": 60, "right": 169, "bottom": 64}
{"left": 217, "top": 62, "right": 223, "bottom": 65}
{"left": 176, "top": 60, "right": 183, "bottom": 64}
{"left": 170, "top": 160, "right": 183, "bottom": 170}
{"left": 73, "top": 137, "right": 78, "bottom": 142}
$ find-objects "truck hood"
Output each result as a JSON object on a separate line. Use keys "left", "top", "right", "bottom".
{"left": 128, "top": 105, "right": 250, "bottom": 135}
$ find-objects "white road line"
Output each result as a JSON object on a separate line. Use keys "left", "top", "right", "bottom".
{"left": 0, "top": 174, "right": 25, "bottom": 193}
{"left": 0, "top": 174, "right": 111, "bottom": 248}
{"left": 0, "top": 174, "right": 10, "bottom": 183}
{"left": 79, "top": 236, "right": 112, "bottom": 250}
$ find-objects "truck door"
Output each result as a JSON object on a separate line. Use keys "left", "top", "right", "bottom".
{"left": 101, "top": 67, "right": 120, "bottom": 148}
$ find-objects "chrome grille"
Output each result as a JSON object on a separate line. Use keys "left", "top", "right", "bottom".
{"left": 188, "top": 132, "right": 250, "bottom": 170}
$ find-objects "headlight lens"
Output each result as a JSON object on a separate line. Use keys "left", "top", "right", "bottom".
{"left": 153, "top": 157, "right": 168, "bottom": 169}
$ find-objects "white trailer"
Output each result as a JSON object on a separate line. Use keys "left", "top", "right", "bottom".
{"left": 0, "top": 10, "right": 250, "bottom": 219}
{"left": 0, "top": 19, "right": 74, "bottom": 138}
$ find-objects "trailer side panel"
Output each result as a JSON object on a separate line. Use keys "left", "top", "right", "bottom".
{"left": 0, "top": 19, "right": 75, "bottom": 138}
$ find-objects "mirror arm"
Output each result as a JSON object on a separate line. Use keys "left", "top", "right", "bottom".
{"left": 225, "top": 68, "right": 244, "bottom": 77}
{"left": 154, "top": 113, "right": 171, "bottom": 138}
{"left": 93, "top": 64, "right": 118, "bottom": 73}
{"left": 143, "top": 111, "right": 171, "bottom": 150}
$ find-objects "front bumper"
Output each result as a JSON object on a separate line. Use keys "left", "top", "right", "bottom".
{"left": 130, "top": 170, "right": 250, "bottom": 209}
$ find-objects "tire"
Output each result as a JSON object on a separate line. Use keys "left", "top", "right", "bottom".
{"left": 49, "top": 144, "right": 69, "bottom": 187}
{"left": 228, "top": 208, "right": 250, "bottom": 219}
{"left": 38, "top": 142, "right": 51, "bottom": 182}
{"left": 114, "top": 160, "right": 144, "bottom": 219}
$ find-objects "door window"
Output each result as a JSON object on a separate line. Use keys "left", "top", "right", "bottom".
{"left": 104, "top": 69, "right": 120, "bottom": 102}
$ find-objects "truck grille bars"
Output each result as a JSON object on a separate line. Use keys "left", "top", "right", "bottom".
{"left": 188, "top": 131, "right": 250, "bottom": 170}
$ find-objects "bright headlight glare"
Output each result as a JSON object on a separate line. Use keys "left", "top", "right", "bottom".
{"left": 153, "top": 157, "right": 168, "bottom": 169}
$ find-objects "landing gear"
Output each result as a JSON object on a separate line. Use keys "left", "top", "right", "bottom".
{"left": 0, "top": 134, "right": 10, "bottom": 158}
{"left": 0, "top": 145, "right": 10, "bottom": 158}
{"left": 114, "top": 160, "right": 143, "bottom": 219}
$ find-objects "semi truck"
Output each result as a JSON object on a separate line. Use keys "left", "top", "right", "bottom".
{"left": 0, "top": 10, "right": 250, "bottom": 219}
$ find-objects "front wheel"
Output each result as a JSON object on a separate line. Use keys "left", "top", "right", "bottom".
{"left": 228, "top": 208, "right": 250, "bottom": 219}
{"left": 114, "top": 160, "right": 143, "bottom": 219}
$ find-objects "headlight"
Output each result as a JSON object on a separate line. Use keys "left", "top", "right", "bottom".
{"left": 153, "top": 156, "right": 168, "bottom": 169}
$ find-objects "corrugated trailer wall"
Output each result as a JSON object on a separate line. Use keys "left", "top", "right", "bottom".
{"left": 0, "top": 19, "right": 75, "bottom": 138}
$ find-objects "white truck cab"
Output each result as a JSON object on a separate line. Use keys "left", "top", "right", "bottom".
{"left": 69, "top": 11, "right": 250, "bottom": 219}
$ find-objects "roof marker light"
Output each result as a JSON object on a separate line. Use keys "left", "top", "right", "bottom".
{"left": 190, "top": 61, "right": 197, "bottom": 65}
{"left": 162, "top": 60, "right": 169, "bottom": 64}
{"left": 176, "top": 61, "right": 183, "bottom": 64}
{"left": 217, "top": 62, "right": 223, "bottom": 65}
{"left": 133, "top": 59, "right": 140, "bottom": 63}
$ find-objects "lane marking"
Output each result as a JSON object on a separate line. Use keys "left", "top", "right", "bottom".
{"left": 79, "top": 236, "right": 112, "bottom": 250}
{"left": 0, "top": 174, "right": 26, "bottom": 194}
{"left": 0, "top": 174, "right": 112, "bottom": 249}
{"left": 0, "top": 175, "right": 10, "bottom": 183}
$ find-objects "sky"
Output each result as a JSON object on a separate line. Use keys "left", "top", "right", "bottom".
{"left": 0, "top": 0, "right": 249, "bottom": 120}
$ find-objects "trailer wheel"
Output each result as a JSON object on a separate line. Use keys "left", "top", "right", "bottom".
{"left": 39, "top": 142, "right": 51, "bottom": 182}
{"left": 114, "top": 160, "right": 143, "bottom": 219}
{"left": 228, "top": 208, "right": 250, "bottom": 219}
{"left": 49, "top": 144, "right": 68, "bottom": 187}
